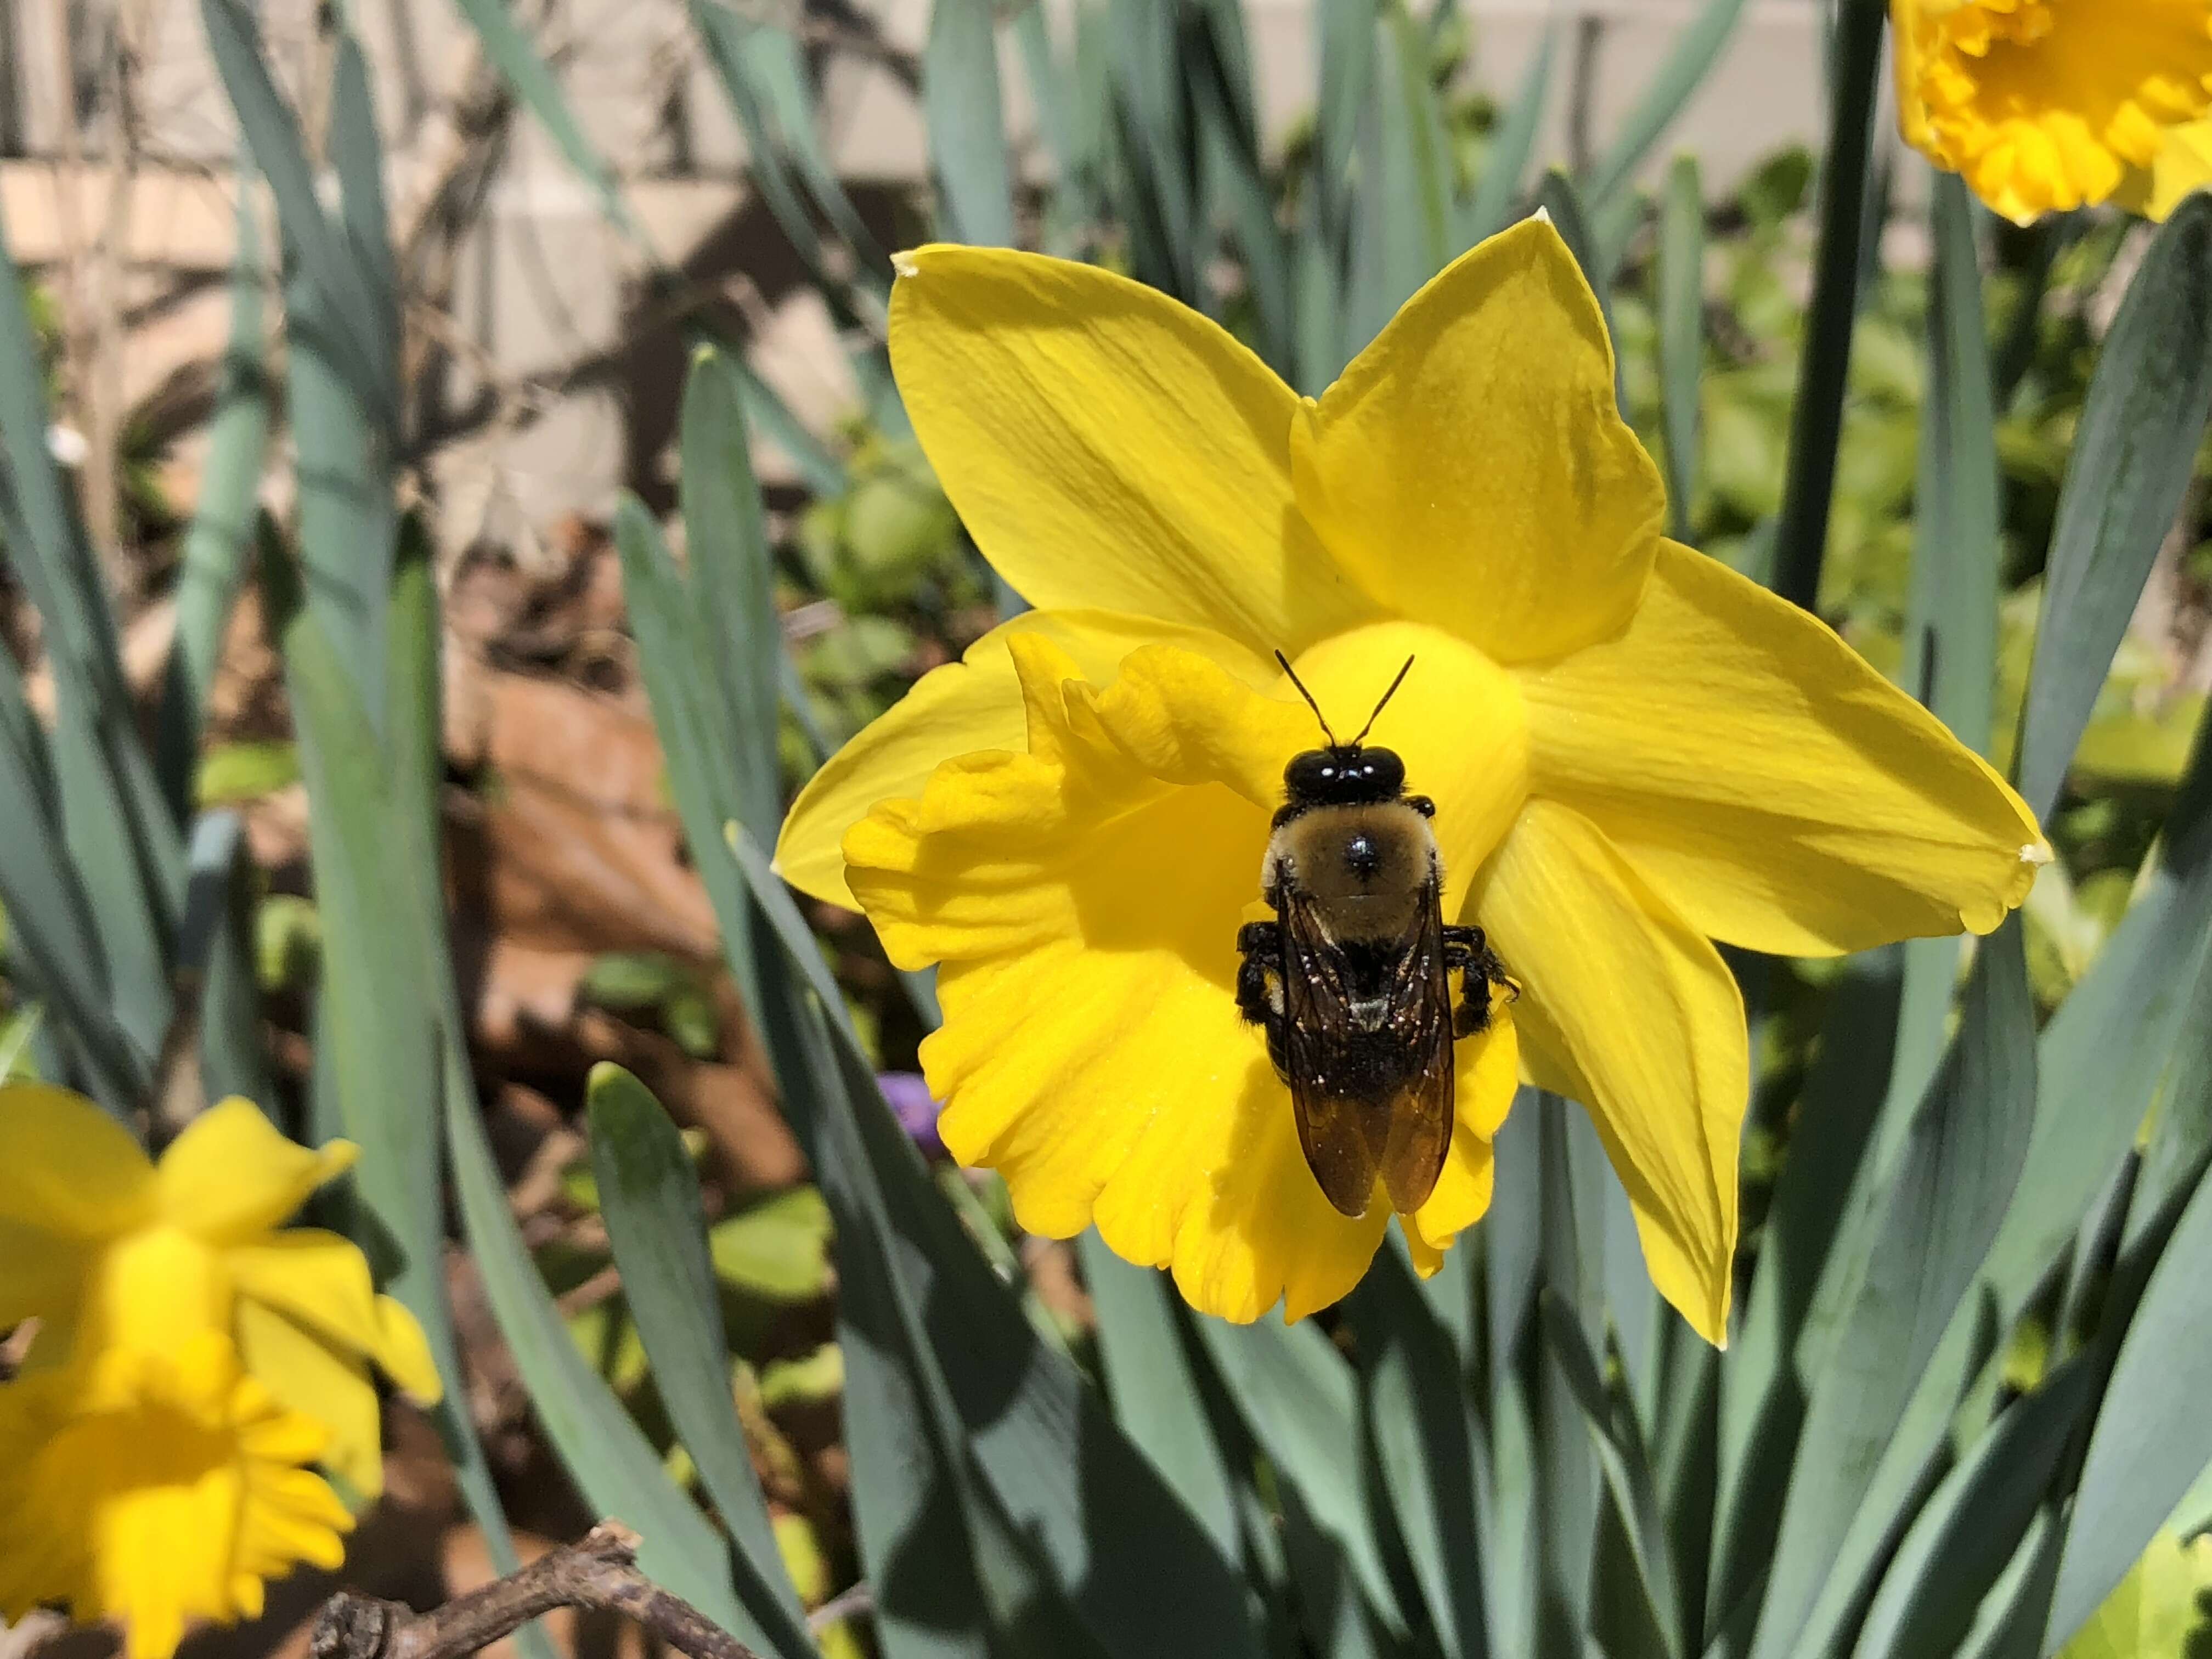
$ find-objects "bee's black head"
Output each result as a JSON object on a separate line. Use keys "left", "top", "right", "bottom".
{"left": 1284, "top": 744, "right": 1406, "bottom": 806}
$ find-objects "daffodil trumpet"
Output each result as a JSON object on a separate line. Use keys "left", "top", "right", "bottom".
{"left": 775, "top": 217, "right": 2046, "bottom": 1342}
{"left": 1891, "top": 0, "right": 2212, "bottom": 224}
{"left": 0, "top": 1332, "right": 354, "bottom": 1659}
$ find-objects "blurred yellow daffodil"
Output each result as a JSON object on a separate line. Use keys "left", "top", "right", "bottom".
{"left": 0, "top": 1085, "right": 442, "bottom": 1497}
{"left": 774, "top": 218, "right": 2045, "bottom": 1342}
{"left": 2119, "top": 117, "right": 2212, "bottom": 217}
{"left": 0, "top": 1330, "right": 352, "bottom": 1659}
{"left": 1892, "top": 0, "right": 2212, "bottom": 224}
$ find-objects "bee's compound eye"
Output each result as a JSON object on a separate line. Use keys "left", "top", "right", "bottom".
{"left": 1284, "top": 750, "right": 1336, "bottom": 798}
{"left": 1364, "top": 750, "right": 1406, "bottom": 795}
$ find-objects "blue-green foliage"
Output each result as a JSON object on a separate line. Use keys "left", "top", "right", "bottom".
{"left": 3, "top": 2, "right": 2212, "bottom": 1657}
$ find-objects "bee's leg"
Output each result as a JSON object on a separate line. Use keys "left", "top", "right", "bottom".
{"left": 1235, "top": 922, "right": 1294, "bottom": 1077}
{"left": 1235, "top": 922, "right": 1282, "bottom": 1029}
{"left": 1443, "top": 925, "right": 1516, "bottom": 1037}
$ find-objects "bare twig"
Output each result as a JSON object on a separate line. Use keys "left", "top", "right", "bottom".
{"left": 551, "top": 1261, "right": 622, "bottom": 1318}
{"left": 310, "top": 1523, "right": 769, "bottom": 1659}
{"left": 805, "top": 1583, "right": 873, "bottom": 1634}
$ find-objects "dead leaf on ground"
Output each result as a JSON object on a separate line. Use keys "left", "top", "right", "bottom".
{"left": 445, "top": 664, "right": 716, "bottom": 962}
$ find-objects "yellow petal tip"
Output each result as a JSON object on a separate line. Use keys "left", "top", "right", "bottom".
{"left": 1532, "top": 203, "right": 1554, "bottom": 224}
{"left": 2021, "top": 840, "right": 2053, "bottom": 867}
{"left": 892, "top": 250, "right": 921, "bottom": 279}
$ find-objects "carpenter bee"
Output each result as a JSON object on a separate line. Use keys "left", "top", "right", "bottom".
{"left": 1235, "top": 653, "right": 1515, "bottom": 1217}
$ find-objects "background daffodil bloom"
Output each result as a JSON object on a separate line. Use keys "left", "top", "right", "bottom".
{"left": 0, "top": 1331, "right": 352, "bottom": 1659}
{"left": 2118, "top": 116, "right": 2212, "bottom": 217}
{"left": 1892, "top": 0, "right": 2212, "bottom": 224}
{"left": 0, "top": 1085, "right": 442, "bottom": 1497}
{"left": 774, "top": 218, "right": 2045, "bottom": 1344}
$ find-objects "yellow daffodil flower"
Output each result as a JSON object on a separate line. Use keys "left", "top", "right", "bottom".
{"left": 0, "top": 1086, "right": 442, "bottom": 1496}
{"left": 774, "top": 219, "right": 2045, "bottom": 1342}
{"left": 2119, "top": 117, "right": 2212, "bottom": 217}
{"left": 0, "top": 1330, "right": 352, "bottom": 1659}
{"left": 1892, "top": 0, "right": 2212, "bottom": 224}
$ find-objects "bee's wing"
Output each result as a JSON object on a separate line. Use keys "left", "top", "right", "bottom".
{"left": 1280, "top": 894, "right": 1384, "bottom": 1217}
{"left": 1376, "top": 873, "right": 1456, "bottom": 1215}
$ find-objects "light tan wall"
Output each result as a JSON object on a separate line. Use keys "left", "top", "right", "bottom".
{"left": 2, "top": 0, "right": 1849, "bottom": 541}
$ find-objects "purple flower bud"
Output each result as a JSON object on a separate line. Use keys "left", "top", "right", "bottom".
{"left": 877, "top": 1071, "right": 944, "bottom": 1158}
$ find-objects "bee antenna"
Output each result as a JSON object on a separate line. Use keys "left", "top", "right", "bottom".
{"left": 1348, "top": 656, "right": 1416, "bottom": 748}
{"left": 1273, "top": 650, "right": 1339, "bottom": 746}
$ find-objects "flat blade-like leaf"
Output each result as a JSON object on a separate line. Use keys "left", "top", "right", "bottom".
{"left": 924, "top": 0, "right": 1017, "bottom": 248}
{"left": 2013, "top": 196, "right": 2212, "bottom": 821}
{"left": 585, "top": 1064, "right": 816, "bottom": 1657}
{"left": 1849, "top": 1359, "right": 2099, "bottom": 1659}
{"left": 1583, "top": 0, "right": 1748, "bottom": 210}
{"left": 690, "top": 0, "right": 894, "bottom": 286}
{"left": 1751, "top": 920, "right": 2035, "bottom": 1659}
{"left": 1656, "top": 155, "right": 1704, "bottom": 543}
{"left": 448, "top": 0, "right": 642, "bottom": 243}
{"left": 0, "top": 194, "right": 177, "bottom": 1078}
{"left": 273, "top": 545, "right": 542, "bottom": 1648}
{"left": 447, "top": 1049, "right": 750, "bottom": 1628}
{"left": 678, "top": 349, "right": 782, "bottom": 843}
{"left": 199, "top": 0, "right": 388, "bottom": 421}
{"left": 1345, "top": 1246, "right": 1491, "bottom": 1659}
{"left": 159, "top": 164, "right": 267, "bottom": 814}
{"left": 285, "top": 32, "right": 399, "bottom": 714}
{"left": 1901, "top": 171, "right": 2001, "bottom": 757}
{"left": 1982, "top": 712, "right": 2212, "bottom": 1322}
{"left": 1538, "top": 1290, "right": 1681, "bottom": 1659}
{"left": 1464, "top": 23, "right": 1555, "bottom": 247}
{"left": 1712, "top": 950, "right": 1901, "bottom": 1623}
{"left": 1080, "top": 1235, "right": 1240, "bottom": 1563}
{"left": 2045, "top": 1093, "right": 2212, "bottom": 1649}
{"left": 1199, "top": 1316, "right": 1406, "bottom": 1639}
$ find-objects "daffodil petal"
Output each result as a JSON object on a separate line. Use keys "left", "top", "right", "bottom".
{"left": 890, "top": 244, "right": 1373, "bottom": 653}
{"left": 371, "top": 1296, "right": 443, "bottom": 1403}
{"left": 0, "top": 1082, "right": 156, "bottom": 1239}
{"left": 1290, "top": 217, "right": 1666, "bottom": 664}
{"left": 227, "top": 1230, "right": 431, "bottom": 1401}
{"left": 1473, "top": 799, "right": 1743, "bottom": 1345}
{"left": 1401, "top": 1222, "right": 1447, "bottom": 1280}
{"left": 845, "top": 639, "right": 1310, "bottom": 970}
{"left": 2119, "top": 117, "right": 2212, "bottom": 219}
{"left": 157, "top": 1098, "right": 355, "bottom": 1244}
{"left": 234, "top": 1297, "right": 385, "bottom": 1500}
{"left": 1410, "top": 1018, "right": 1516, "bottom": 1250}
{"left": 0, "top": 1219, "right": 89, "bottom": 1330}
{"left": 1519, "top": 541, "right": 2045, "bottom": 957}
{"left": 1163, "top": 1058, "right": 1394, "bottom": 1325}
{"left": 777, "top": 611, "right": 1277, "bottom": 908}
